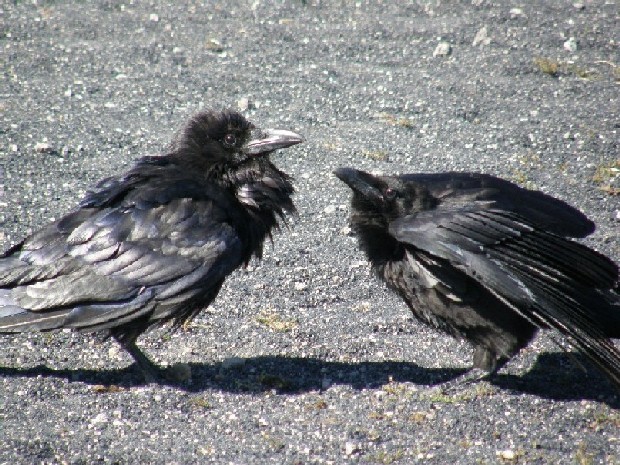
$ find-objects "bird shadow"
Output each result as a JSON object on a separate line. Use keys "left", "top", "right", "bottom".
{"left": 490, "top": 352, "right": 620, "bottom": 406}
{"left": 0, "top": 351, "right": 617, "bottom": 406}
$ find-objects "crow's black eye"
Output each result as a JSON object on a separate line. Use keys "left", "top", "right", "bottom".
{"left": 384, "top": 188, "right": 397, "bottom": 200}
{"left": 223, "top": 133, "right": 237, "bottom": 147}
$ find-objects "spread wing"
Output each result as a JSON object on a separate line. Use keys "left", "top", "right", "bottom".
{"left": 400, "top": 172, "right": 596, "bottom": 238}
{"left": 390, "top": 177, "right": 620, "bottom": 383}
{"left": 0, "top": 177, "right": 244, "bottom": 333}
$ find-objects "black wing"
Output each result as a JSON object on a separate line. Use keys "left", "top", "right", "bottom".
{"left": 390, "top": 176, "right": 620, "bottom": 384}
{"left": 0, "top": 171, "right": 244, "bottom": 334}
{"left": 400, "top": 172, "right": 596, "bottom": 237}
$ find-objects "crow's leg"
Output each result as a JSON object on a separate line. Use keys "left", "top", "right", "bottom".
{"left": 436, "top": 367, "right": 491, "bottom": 394}
{"left": 436, "top": 346, "right": 508, "bottom": 393}
{"left": 472, "top": 345, "right": 508, "bottom": 373}
{"left": 113, "top": 335, "right": 165, "bottom": 382}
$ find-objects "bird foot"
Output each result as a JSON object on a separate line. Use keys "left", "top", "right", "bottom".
{"left": 434, "top": 367, "right": 491, "bottom": 394}
{"left": 115, "top": 338, "right": 191, "bottom": 384}
{"left": 133, "top": 361, "right": 167, "bottom": 383}
{"left": 133, "top": 361, "right": 192, "bottom": 384}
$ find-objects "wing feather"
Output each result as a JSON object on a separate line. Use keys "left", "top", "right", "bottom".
{"left": 390, "top": 200, "right": 620, "bottom": 384}
{"left": 0, "top": 192, "right": 244, "bottom": 333}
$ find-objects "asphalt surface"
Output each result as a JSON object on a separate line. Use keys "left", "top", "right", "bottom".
{"left": 1, "top": 1, "right": 619, "bottom": 464}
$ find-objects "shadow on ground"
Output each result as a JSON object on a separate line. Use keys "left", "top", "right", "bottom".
{"left": 1, "top": 352, "right": 617, "bottom": 406}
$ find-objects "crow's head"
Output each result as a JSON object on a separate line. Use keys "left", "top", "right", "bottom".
{"left": 335, "top": 167, "right": 437, "bottom": 263}
{"left": 335, "top": 167, "right": 435, "bottom": 225}
{"left": 174, "top": 110, "right": 303, "bottom": 172}
{"left": 171, "top": 110, "right": 302, "bottom": 246}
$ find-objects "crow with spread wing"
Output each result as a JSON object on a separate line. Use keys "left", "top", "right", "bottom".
{"left": 335, "top": 167, "right": 620, "bottom": 389}
{"left": 0, "top": 110, "right": 303, "bottom": 380}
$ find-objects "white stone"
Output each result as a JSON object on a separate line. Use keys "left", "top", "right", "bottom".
{"left": 473, "top": 26, "right": 491, "bottom": 46}
{"left": 237, "top": 97, "right": 250, "bottom": 111}
{"left": 433, "top": 42, "right": 451, "bottom": 57}
{"left": 34, "top": 142, "right": 54, "bottom": 153}
{"left": 344, "top": 442, "right": 358, "bottom": 455}
{"left": 497, "top": 449, "right": 516, "bottom": 460}
{"left": 90, "top": 413, "right": 108, "bottom": 425}
{"left": 564, "top": 37, "right": 578, "bottom": 52}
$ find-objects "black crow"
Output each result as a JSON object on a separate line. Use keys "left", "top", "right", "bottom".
{"left": 335, "top": 167, "right": 620, "bottom": 389}
{"left": 0, "top": 110, "right": 303, "bottom": 380}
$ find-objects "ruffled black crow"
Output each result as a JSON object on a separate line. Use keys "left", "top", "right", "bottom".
{"left": 335, "top": 167, "right": 620, "bottom": 389}
{"left": 0, "top": 110, "right": 303, "bottom": 380}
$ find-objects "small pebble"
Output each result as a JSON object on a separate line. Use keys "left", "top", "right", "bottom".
{"left": 497, "top": 449, "right": 516, "bottom": 460}
{"left": 35, "top": 142, "right": 55, "bottom": 154}
{"left": 472, "top": 26, "right": 491, "bottom": 46}
{"left": 344, "top": 442, "right": 359, "bottom": 456}
{"left": 433, "top": 42, "right": 451, "bottom": 57}
{"left": 205, "top": 38, "right": 224, "bottom": 52}
{"left": 564, "top": 37, "right": 577, "bottom": 52}
{"left": 90, "top": 413, "right": 108, "bottom": 425}
{"left": 509, "top": 8, "right": 524, "bottom": 17}
{"left": 238, "top": 97, "right": 250, "bottom": 111}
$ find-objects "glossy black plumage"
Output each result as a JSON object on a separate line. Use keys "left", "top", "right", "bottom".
{"left": 335, "top": 167, "right": 620, "bottom": 389}
{"left": 0, "top": 110, "right": 303, "bottom": 380}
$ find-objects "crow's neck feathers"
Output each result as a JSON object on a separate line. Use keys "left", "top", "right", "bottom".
{"left": 350, "top": 200, "right": 405, "bottom": 266}
{"left": 349, "top": 181, "right": 436, "bottom": 267}
{"left": 222, "top": 157, "right": 296, "bottom": 261}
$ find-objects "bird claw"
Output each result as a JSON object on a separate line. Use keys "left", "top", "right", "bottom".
{"left": 134, "top": 362, "right": 167, "bottom": 384}
{"left": 434, "top": 367, "right": 491, "bottom": 395}
{"left": 134, "top": 361, "right": 192, "bottom": 384}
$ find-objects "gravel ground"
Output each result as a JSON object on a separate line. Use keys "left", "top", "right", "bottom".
{"left": 1, "top": 1, "right": 619, "bottom": 464}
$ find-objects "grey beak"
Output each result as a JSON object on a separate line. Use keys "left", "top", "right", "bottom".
{"left": 334, "top": 167, "right": 385, "bottom": 205}
{"left": 243, "top": 129, "right": 304, "bottom": 155}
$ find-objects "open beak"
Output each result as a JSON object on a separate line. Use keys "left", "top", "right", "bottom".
{"left": 334, "top": 167, "right": 384, "bottom": 205}
{"left": 243, "top": 129, "right": 304, "bottom": 155}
